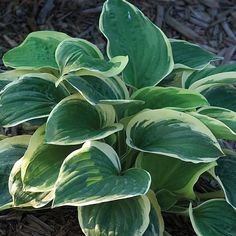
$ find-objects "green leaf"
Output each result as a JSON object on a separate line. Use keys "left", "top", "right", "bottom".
{"left": 0, "top": 80, "right": 10, "bottom": 93}
{"left": 143, "top": 206, "right": 162, "bottom": 236}
{"left": 3, "top": 31, "right": 70, "bottom": 70}
{"left": 198, "top": 106, "right": 236, "bottom": 133}
{"left": 64, "top": 74, "right": 129, "bottom": 104}
{"left": 0, "top": 136, "right": 30, "bottom": 210}
{"left": 143, "top": 190, "right": 164, "bottom": 236}
{"left": 0, "top": 68, "right": 59, "bottom": 92}
{"left": 183, "top": 64, "right": 236, "bottom": 89}
{"left": 136, "top": 152, "right": 215, "bottom": 199}
{"left": 21, "top": 125, "right": 80, "bottom": 192}
{"left": 189, "top": 72, "right": 236, "bottom": 90}
{"left": 0, "top": 73, "right": 69, "bottom": 127}
{"left": 56, "top": 38, "right": 102, "bottom": 75}
{"left": 9, "top": 159, "right": 53, "bottom": 208}
{"left": 170, "top": 39, "right": 221, "bottom": 70}
{"left": 126, "top": 86, "right": 208, "bottom": 116}
{"left": 78, "top": 196, "right": 150, "bottom": 236}
{"left": 0, "top": 70, "right": 31, "bottom": 92}
{"left": 55, "top": 38, "right": 128, "bottom": 77}
{"left": 100, "top": 0, "right": 173, "bottom": 88}
{"left": 126, "top": 109, "right": 223, "bottom": 163}
{"left": 53, "top": 141, "right": 151, "bottom": 207}
{"left": 156, "top": 189, "right": 178, "bottom": 211}
{"left": 190, "top": 112, "right": 236, "bottom": 141}
{"left": 201, "top": 85, "right": 236, "bottom": 112}
{"left": 214, "top": 149, "right": 236, "bottom": 209}
{"left": 45, "top": 94, "right": 123, "bottom": 145}
{"left": 189, "top": 199, "right": 236, "bottom": 236}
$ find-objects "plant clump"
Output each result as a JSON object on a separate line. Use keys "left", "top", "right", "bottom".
{"left": 1, "top": 0, "right": 236, "bottom": 235}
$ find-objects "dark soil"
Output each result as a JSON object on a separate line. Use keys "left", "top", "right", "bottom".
{"left": 0, "top": 0, "right": 235, "bottom": 235}
{"left": 0, "top": 207, "right": 83, "bottom": 236}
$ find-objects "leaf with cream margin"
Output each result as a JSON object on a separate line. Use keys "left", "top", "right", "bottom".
{"left": 183, "top": 64, "right": 236, "bottom": 89}
{"left": 126, "top": 86, "right": 208, "bottom": 116}
{"left": 9, "top": 159, "right": 53, "bottom": 208}
{"left": 189, "top": 199, "right": 236, "bottom": 236}
{"left": 143, "top": 190, "right": 164, "bottom": 236}
{"left": 21, "top": 125, "right": 80, "bottom": 192}
{"left": 63, "top": 74, "right": 130, "bottom": 105}
{"left": 0, "top": 136, "right": 30, "bottom": 210}
{"left": 3, "top": 31, "right": 70, "bottom": 70}
{"left": 189, "top": 72, "right": 236, "bottom": 90}
{"left": 53, "top": 141, "right": 151, "bottom": 207}
{"left": 126, "top": 109, "right": 223, "bottom": 163}
{"left": 100, "top": 0, "right": 173, "bottom": 88}
{"left": 190, "top": 112, "right": 236, "bottom": 141}
{"left": 78, "top": 196, "right": 150, "bottom": 236}
{"left": 55, "top": 38, "right": 128, "bottom": 79}
{"left": 214, "top": 149, "right": 236, "bottom": 209}
{"left": 200, "top": 84, "right": 236, "bottom": 112}
{"left": 0, "top": 73, "right": 69, "bottom": 127}
{"left": 45, "top": 94, "right": 123, "bottom": 145}
{"left": 170, "top": 39, "right": 221, "bottom": 70}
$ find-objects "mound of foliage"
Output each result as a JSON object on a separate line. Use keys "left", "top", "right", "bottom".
{"left": 1, "top": 0, "right": 236, "bottom": 235}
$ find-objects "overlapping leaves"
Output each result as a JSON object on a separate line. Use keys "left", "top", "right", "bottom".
{"left": 0, "top": 73, "right": 69, "bottom": 127}
{"left": 3, "top": 31, "right": 70, "bottom": 70}
{"left": 56, "top": 38, "right": 128, "bottom": 78}
{"left": 189, "top": 200, "right": 236, "bottom": 236}
{"left": 1, "top": 0, "right": 236, "bottom": 236}
{"left": 0, "top": 136, "right": 30, "bottom": 210}
{"left": 45, "top": 95, "right": 123, "bottom": 145}
{"left": 100, "top": 0, "right": 173, "bottom": 88}
{"left": 126, "top": 108, "right": 223, "bottom": 163}
{"left": 53, "top": 141, "right": 151, "bottom": 207}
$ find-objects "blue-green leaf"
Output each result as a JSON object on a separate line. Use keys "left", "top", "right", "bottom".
{"left": 64, "top": 74, "right": 129, "bottom": 104}
{"left": 189, "top": 199, "right": 236, "bottom": 236}
{"left": 78, "top": 196, "right": 150, "bottom": 236}
{"left": 0, "top": 73, "right": 69, "bottom": 127}
{"left": 214, "top": 149, "right": 236, "bottom": 209}
{"left": 126, "top": 109, "right": 223, "bottom": 163}
{"left": 21, "top": 125, "right": 80, "bottom": 192}
{"left": 45, "top": 94, "right": 123, "bottom": 145}
{"left": 0, "top": 136, "right": 30, "bottom": 210}
{"left": 171, "top": 39, "right": 221, "bottom": 70}
{"left": 183, "top": 64, "right": 236, "bottom": 89}
{"left": 100, "top": 0, "right": 173, "bottom": 88}
{"left": 55, "top": 38, "right": 128, "bottom": 78}
{"left": 53, "top": 141, "right": 151, "bottom": 207}
{"left": 126, "top": 86, "right": 208, "bottom": 116}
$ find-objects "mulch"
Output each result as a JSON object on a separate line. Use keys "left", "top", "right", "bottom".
{"left": 0, "top": 0, "right": 235, "bottom": 235}
{"left": 0, "top": 207, "right": 83, "bottom": 236}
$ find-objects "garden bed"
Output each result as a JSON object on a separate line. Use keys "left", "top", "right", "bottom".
{"left": 0, "top": 0, "right": 235, "bottom": 235}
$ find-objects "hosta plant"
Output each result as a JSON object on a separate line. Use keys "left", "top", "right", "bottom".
{"left": 1, "top": 0, "right": 236, "bottom": 235}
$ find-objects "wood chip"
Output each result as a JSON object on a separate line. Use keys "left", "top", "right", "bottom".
{"left": 155, "top": 5, "right": 164, "bottom": 28}
{"left": 189, "top": 17, "right": 209, "bottom": 28}
{"left": 81, "top": 6, "right": 102, "bottom": 14}
{"left": 189, "top": 7, "right": 211, "bottom": 23}
{"left": 27, "top": 215, "right": 54, "bottom": 233}
{"left": 199, "top": 0, "right": 220, "bottom": 8}
{"left": 222, "top": 45, "right": 236, "bottom": 64}
{"left": 165, "top": 13, "right": 203, "bottom": 42}
{"left": 37, "top": 0, "right": 55, "bottom": 25}
{"left": 3, "top": 35, "right": 17, "bottom": 47}
{"left": 221, "top": 21, "right": 236, "bottom": 41}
